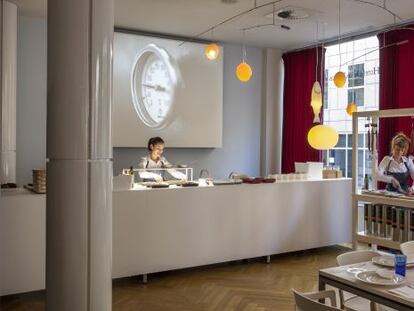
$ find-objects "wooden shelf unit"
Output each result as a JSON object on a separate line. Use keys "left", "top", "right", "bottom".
{"left": 352, "top": 108, "right": 414, "bottom": 250}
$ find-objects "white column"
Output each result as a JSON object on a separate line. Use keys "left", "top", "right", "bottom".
{"left": 0, "top": 1, "right": 2, "bottom": 192}
{"left": 261, "top": 48, "right": 284, "bottom": 175}
{"left": 0, "top": 0, "right": 17, "bottom": 185}
{"left": 46, "top": 0, "right": 113, "bottom": 310}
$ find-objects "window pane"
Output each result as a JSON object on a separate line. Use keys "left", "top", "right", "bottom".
{"left": 347, "top": 149, "right": 364, "bottom": 186}
{"left": 331, "top": 149, "right": 346, "bottom": 175}
{"left": 348, "top": 88, "right": 364, "bottom": 106}
{"left": 348, "top": 63, "right": 364, "bottom": 87}
{"left": 347, "top": 134, "right": 364, "bottom": 148}
{"left": 337, "top": 134, "right": 346, "bottom": 147}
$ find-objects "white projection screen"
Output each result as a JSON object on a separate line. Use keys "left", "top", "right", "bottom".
{"left": 113, "top": 31, "right": 223, "bottom": 148}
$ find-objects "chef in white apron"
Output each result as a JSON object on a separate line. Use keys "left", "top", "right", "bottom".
{"left": 376, "top": 133, "right": 414, "bottom": 193}
{"left": 138, "top": 137, "right": 186, "bottom": 182}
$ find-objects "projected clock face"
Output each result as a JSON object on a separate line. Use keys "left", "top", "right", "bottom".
{"left": 131, "top": 44, "right": 180, "bottom": 129}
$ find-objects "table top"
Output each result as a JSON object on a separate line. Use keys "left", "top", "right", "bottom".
{"left": 320, "top": 261, "right": 414, "bottom": 308}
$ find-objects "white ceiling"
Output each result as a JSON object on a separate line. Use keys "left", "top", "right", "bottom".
{"left": 11, "top": 0, "right": 414, "bottom": 50}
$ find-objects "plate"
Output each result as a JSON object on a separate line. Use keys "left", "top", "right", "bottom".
{"left": 347, "top": 267, "right": 367, "bottom": 275}
{"left": 372, "top": 255, "right": 414, "bottom": 267}
{"left": 372, "top": 256, "right": 395, "bottom": 267}
{"left": 376, "top": 268, "right": 395, "bottom": 279}
{"left": 355, "top": 270, "right": 405, "bottom": 286}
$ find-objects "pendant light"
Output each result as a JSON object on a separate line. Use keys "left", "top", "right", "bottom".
{"left": 205, "top": 43, "right": 220, "bottom": 60}
{"left": 346, "top": 102, "right": 357, "bottom": 116}
{"left": 310, "top": 23, "right": 323, "bottom": 123}
{"left": 205, "top": 29, "right": 220, "bottom": 60}
{"left": 308, "top": 124, "right": 339, "bottom": 150}
{"left": 311, "top": 81, "right": 322, "bottom": 123}
{"left": 236, "top": 30, "right": 252, "bottom": 82}
{"left": 308, "top": 22, "right": 339, "bottom": 150}
{"left": 346, "top": 40, "right": 358, "bottom": 116}
{"left": 333, "top": 0, "right": 346, "bottom": 88}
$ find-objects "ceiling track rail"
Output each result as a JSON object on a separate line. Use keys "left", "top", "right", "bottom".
{"left": 181, "top": 0, "right": 405, "bottom": 47}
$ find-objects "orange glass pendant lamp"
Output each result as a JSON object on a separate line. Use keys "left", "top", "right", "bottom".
{"left": 236, "top": 62, "right": 253, "bottom": 82}
{"left": 205, "top": 43, "right": 220, "bottom": 60}
{"left": 346, "top": 102, "right": 357, "bottom": 116}
{"left": 333, "top": 71, "right": 346, "bottom": 88}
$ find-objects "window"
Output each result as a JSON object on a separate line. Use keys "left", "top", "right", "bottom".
{"left": 348, "top": 88, "right": 364, "bottom": 106}
{"left": 324, "top": 69, "right": 329, "bottom": 109}
{"left": 348, "top": 63, "right": 364, "bottom": 87}
{"left": 348, "top": 63, "right": 365, "bottom": 107}
{"left": 323, "top": 37, "right": 379, "bottom": 188}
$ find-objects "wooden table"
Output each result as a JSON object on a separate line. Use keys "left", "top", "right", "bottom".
{"left": 319, "top": 262, "right": 414, "bottom": 311}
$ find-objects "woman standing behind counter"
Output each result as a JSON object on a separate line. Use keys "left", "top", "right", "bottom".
{"left": 375, "top": 133, "right": 414, "bottom": 193}
{"left": 138, "top": 137, "right": 186, "bottom": 182}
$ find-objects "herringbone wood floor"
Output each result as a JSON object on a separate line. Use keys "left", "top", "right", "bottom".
{"left": 0, "top": 246, "right": 349, "bottom": 311}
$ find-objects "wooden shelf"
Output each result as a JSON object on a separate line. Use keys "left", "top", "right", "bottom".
{"left": 352, "top": 109, "right": 414, "bottom": 249}
{"left": 356, "top": 232, "right": 400, "bottom": 250}
{"left": 354, "top": 193, "right": 414, "bottom": 209}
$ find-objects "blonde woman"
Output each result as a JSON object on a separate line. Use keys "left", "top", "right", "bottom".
{"left": 376, "top": 133, "right": 414, "bottom": 193}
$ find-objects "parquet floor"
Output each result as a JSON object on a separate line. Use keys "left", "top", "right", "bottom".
{"left": 0, "top": 245, "right": 349, "bottom": 311}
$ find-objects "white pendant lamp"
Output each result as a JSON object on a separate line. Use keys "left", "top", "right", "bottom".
{"left": 310, "top": 81, "right": 322, "bottom": 123}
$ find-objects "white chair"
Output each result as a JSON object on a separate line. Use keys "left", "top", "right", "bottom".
{"left": 336, "top": 250, "right": 380, "bottom": 266}
{"left": 336, "top": 250, "right": 395, "bottom": 311}
{"left": 292, "top": 289, "right": 341, "bottom": 311}
{"left": 400, "top": 241, "right": 414, "bottom": 255}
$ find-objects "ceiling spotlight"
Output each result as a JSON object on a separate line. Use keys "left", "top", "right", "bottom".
{"left": 281, "top": 25, "right": 290, "bottom": 30}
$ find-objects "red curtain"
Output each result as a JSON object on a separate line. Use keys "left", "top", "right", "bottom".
{"left": 282, "top": 47, "right": 325, "bottom": 173}
{"left": 378, "top": 26, "right": 414, "bottom": 160}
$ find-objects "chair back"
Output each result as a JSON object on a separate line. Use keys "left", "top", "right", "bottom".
{"left": 337, "top": 250, "right": 379, "bottom": 266}
{"left": 400, "top": 241, "right": 414, "bottom": 255}
{"left": 292, "top": 290, "right": 340, "bottom": 311}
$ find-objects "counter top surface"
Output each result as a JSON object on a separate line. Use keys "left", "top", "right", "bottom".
{"left": 114, "top": 177, "right": 351, "bottom": 192}
{"left": 1, "top": 187, "right": 43, "bottom": 197}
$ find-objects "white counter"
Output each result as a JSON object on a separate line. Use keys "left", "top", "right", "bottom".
{"left": 0, "top": 178, "right": 352, "bottom": 295}
{"left": 113, "top": 178, "right": 352, "bottom": 278}
{"left": 0, "top": 189, "right": 46, "bottom": 296}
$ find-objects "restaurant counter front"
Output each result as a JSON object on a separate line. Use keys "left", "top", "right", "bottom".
{"left": 113, "top": 178, "right": 352, "bottom": 278}
{"left": 0, "top": 178, "right": 351, "bottom": 295}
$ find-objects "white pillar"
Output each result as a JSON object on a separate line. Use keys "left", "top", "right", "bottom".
{"left": 261, "top": 48, "right": 284, "bottom": 175}
{"left": 46, "top": 0, "right": 113, "bottom": 310}
{"left": 0, "top": 0, "right": 17, "bottom": 185}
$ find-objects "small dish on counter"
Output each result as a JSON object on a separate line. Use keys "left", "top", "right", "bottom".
{"left": 242, "top": 177, "right": 264, "bottom": 184}
{"left": 212, "top": 179, "right": 243, "bottom": 186}
{"left": 180, "top": 181, "right": 199, "bottom": 187}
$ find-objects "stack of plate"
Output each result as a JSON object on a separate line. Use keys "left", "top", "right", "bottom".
{"left": 32, "top": 169, "right": 46, "bottom": 193}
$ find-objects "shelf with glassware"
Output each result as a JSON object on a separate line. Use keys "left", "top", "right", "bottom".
{"left": 352, "top": 108, "right": 414, "bottom": 250}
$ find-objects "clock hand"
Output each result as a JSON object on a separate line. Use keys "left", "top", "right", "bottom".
{"left": 142, "top": 83, "right": 167, "bottom": 92}
{"left": 154, "top": 85, "right": 167, "bottom": 92}
{"left": 141, "top": 83, "right": 156, "bottom": 89}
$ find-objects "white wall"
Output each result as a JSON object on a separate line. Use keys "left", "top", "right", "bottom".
{"left": 16, "top": 16, "right": 47, "bottom": 185}
{"left": 113, "top": 43, "right": 265, "bottom": 179}
{"left": 15, "top": 17, "right": 284, "bottom": 183}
